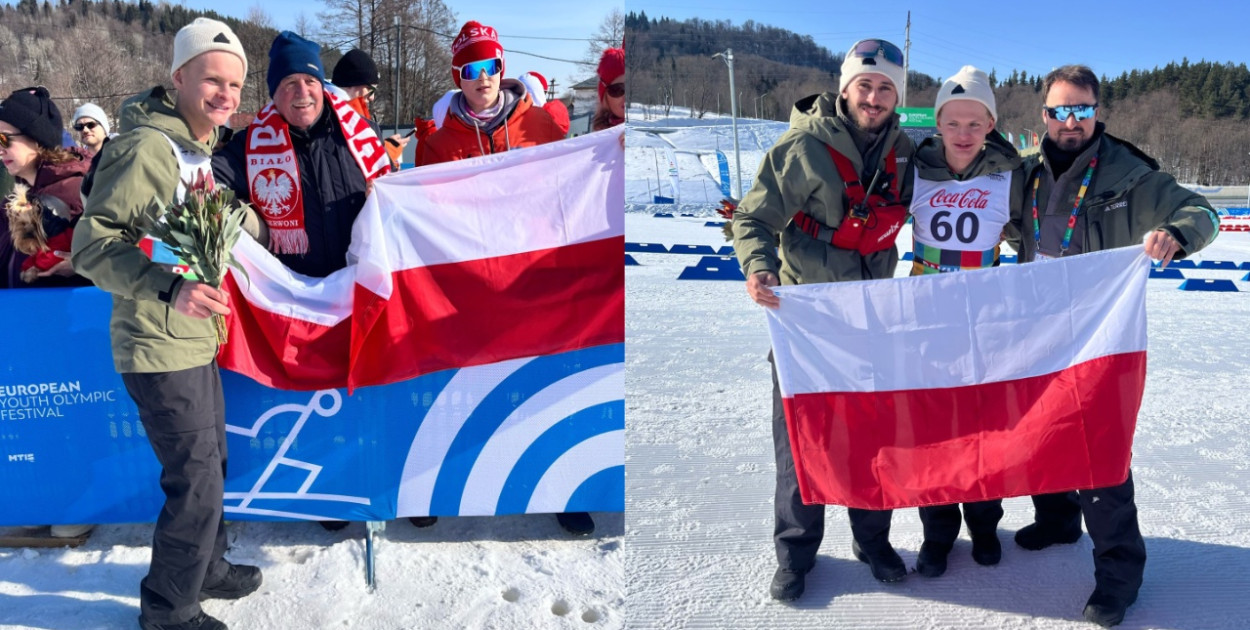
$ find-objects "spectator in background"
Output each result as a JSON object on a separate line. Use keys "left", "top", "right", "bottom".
{"left": 414, "top": 20, "right": 565, "bottom": 166}
{"left": 518, "top": 71, "right": 570, "bottom": 135}
{"left": 330, "top": 48, "right": 408, "bottom": 167}
{"left": 410, "top": 20, "right": 592, "bottom": 538}
{"left": 593, "top": 46, "right": 625, "bottom": 132}
{"left": 0, "top": 86, "right": 92, "bottom": 290}
{"left": 72, "top": 102, "right": 111, "bottom": 157}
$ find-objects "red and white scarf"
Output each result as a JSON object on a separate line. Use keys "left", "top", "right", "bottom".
{"left": 246, "top": 88, "right": 390, "bottom": 255}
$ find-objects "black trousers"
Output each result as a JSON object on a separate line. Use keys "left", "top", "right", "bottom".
{"left": 1028, "top": 474, "right": 1147, "bottom": 600}
{"left": 771, "top": 360, "right": 892, "bottom": 571}
{"left": 123, "top": 362, "right": 230, "bottom": 625}
{"left": 918, "top": 500, "right": 1004, "bottom": 546}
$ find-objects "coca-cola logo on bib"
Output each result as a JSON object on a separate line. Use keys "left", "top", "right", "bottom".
{"left": 929, "top": 188, "right": 990, "bottom": 209}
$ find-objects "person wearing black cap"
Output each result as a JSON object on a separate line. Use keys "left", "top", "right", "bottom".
{"left": 330, "top": 48, "right": 407, "bottom": 167}
{"left": 0, "top": 86, "right": 93, "bottom": 289}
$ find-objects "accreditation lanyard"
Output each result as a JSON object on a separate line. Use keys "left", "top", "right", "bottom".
{"left": 1032, "top": 153, "right": 1098, "bottom": 256}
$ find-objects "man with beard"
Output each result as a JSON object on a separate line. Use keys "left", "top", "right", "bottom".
{"left": 731, "top": 38, "right": 915, "bottom": 602}
{"left": 1008, "top": 64, "right": 1219, "bottom": 628}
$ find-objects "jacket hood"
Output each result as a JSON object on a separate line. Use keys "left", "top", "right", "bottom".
{"left": 33, "top": 150, "right": 91, "bottom": 188}
{"left": 913, "top": 128, "right": 1021, "bottom": 181}
{"left": 117, "top": 86, "right": 214, "bottom": 156}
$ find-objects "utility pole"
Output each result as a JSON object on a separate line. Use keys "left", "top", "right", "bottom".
{"left": 393, "top": 16, "right": 402, "bottom": 137}
{"left": 713, "top": 48, "right": 743, "bottom": 199}
{"left": 903, "top": 11, "right": 911, "bottom": 107}
{"left": 547, "top": 78, "right": 558, "bottom": 102}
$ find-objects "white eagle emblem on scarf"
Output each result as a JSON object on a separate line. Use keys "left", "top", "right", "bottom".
{"left": 253, "top": 168, "right": 295, "bottom": 218}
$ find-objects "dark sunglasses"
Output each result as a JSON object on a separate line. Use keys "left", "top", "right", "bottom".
{"left": 453, "top": 58, "right": 503, "bottom": 81}
{"left": 0, "top": 131, "right": 26, "bottom": 148}
{"left": 605, "top": 82, "right": 625, "bottom": 98}
{"left": 1044, "top": 104, "right": 1097, "bottom": 122}
{"left": 850, "top": 38, "right": 904, "bottom": 67}
{"left": 73, "top": 121, "right": 99, "bottom": 132}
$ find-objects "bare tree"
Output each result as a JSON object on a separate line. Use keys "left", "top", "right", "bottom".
{"left": 580, "top": 7, "right": 623, "bottom": 74}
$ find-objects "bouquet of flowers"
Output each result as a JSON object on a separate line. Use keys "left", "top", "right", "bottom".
{"left": 139, "top": 170, "right": 250, "bottom": 344}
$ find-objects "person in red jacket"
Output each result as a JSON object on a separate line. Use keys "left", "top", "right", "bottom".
{"left": 414, "top": 20, "right": 565, "bottom": 166}
{"left": 409, "top": 20, "right": 593, "bottom": 538}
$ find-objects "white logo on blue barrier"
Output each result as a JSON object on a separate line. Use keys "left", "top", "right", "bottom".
{"left": 223, "top": 389, "right": 372, "bottom": 520}
{"left": 397, "top": 351, "right": 625, "bottom": 517}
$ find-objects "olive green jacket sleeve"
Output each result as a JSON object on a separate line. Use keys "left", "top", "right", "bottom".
{"left": 731, "top": 130, "right": 821, "bottom": 278}
{"left": 71, "top": 127, "right": 186, "bottom": 304}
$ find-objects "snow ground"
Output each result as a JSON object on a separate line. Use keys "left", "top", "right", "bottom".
{"left": 0, "top": 513, "right": 624, "bottom": 630}
{"left": 623, "top": 110, "right": 1250, "bottom": 629}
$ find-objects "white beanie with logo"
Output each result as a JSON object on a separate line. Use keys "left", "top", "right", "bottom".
{"left": 170, "top": 17, "right": 249, "bottom": 79}
{"left": 839, "top": 40, "right": 906, "bottom": 93}
{"left": 934, "top": 65, "right": 997, "bottom": 121}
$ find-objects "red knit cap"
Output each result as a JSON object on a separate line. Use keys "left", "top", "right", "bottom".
{"left": 451, "top": 21, "right": 504, "bottom": 87}
{"left": 597, "top": 47, "right": 625, "bottom": 100}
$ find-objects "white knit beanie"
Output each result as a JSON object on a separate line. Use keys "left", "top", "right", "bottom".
{"left": 934, "top": 65, "right": 997, "bottom": 121}
{"left": 839, "top": 39, "right": 906, "bottom": 93}
{"left": 72, "top": 103, "right": 110, "bottom": 136}
{"left": 170, "top": 18, "right": 248, "bottom": 79}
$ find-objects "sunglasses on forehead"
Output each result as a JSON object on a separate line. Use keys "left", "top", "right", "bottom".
{"left": 1044, "top": 104, "right": 1097, "bottom": 122}
{"left": 0, "top": 131, "right": 27, "bottom": 148}
{"left": 73, "top": 121, "right": 99, "bottom": 132}
{"left": 850, "top": 39, "right": 904, "bottom": 67}
{"left": 604, "top": 82, "right": 625, "bottom": 98}
{"left": 453, "top": 58, "right": 503, "bottom": 81}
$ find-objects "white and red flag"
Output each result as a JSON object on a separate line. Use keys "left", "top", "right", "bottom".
{"left": 216, "top": 129, "right": 625, "bottom": 391}
{"left": 767, "top": 247, "right": 1149, "bottom": 510}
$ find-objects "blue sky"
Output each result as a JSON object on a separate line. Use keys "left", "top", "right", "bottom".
{"left": 624, "top": 0, "right": 1250, "bottom": 85}
{"left": 181, "top": 0, "right": 622, "bottom": 88}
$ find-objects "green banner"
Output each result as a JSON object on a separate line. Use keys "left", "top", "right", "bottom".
{"left": 897, "top": 107, "right": 935, "bottom": 127}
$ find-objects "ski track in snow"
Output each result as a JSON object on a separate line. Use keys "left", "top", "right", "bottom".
{"left": 624, "top": 107, "right": 1250, "bottom": 630}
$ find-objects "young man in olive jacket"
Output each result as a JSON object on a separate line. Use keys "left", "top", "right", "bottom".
{"left": 71, "top": 18, "right": 267, "bottom": 630}
{"left": 1005, "top": 64, "right": 1219, "bottom": 629}
{"left": 731, "top": 38, "right": 915, "bottom": 602}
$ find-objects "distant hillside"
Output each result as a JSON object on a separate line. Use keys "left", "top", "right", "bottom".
{"left": 627, "top": 14, "right": 1250, "bottom": 185}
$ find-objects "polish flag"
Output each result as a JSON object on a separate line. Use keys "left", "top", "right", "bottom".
{"left": 767, "top": 247, "right": 1149, "bottom": 510}
{"left": 217, "top": 129, "right": 625, "bottom": 391}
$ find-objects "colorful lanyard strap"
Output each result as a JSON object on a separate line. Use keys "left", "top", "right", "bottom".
{"left": 1032, "top": 153, "right": 1098, "bottom": 255}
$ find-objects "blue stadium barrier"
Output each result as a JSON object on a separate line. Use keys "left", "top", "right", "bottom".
{"left": 717, "top": 245, "right": 736, "bottom": 256}
{"left": 625, "top": 254, "right": 639, "bottom": 266}
{"left": 681, "top": 213, "right": 696, "bottom": 217}
{"left": 1000, "top": 254, "right": 1018, "bottom": 264}
{"left": 693, "top": 255, "right": 738, "bottom": 268}
{"left": 653, "top": 195, "right": 674, "bottom": 204}
{"left": 705, "top": 221, "right": 726, "bottom": 227}
{"left": 668, "top": 244, "right": 718, "bottom": 255}
{"left": 653, "top": 212, "right": 674, "bottom": 218}
{"left": 901, "top": 252, "right": 914, "bottom": 261}
{"left": 1150, "top": 268, "right": 1185, "bottom": 279}
{"left": 1239, "top": 262, "right": 1250, "bottom": 271}
{"left": 678, "top": 264, "right": 746, "bottom": 281}
{"left": 1242, "top": 272, "right": 1250, "bottom": 282}
{"left": 1198, "top": 260, "right": 1238, "bottom": 269}
{"left": 625, "top": 242, "right": 668, "bottom": 254}
{"left": 1170, "top": 259, "right": 1197, "bottom": 268}
{"left": 1178, "top": 278, "right": 1238, "bottom": 292}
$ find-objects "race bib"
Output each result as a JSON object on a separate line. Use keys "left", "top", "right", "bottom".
{"left": 911, "top": 171, "right": 1012, "bottom": 250}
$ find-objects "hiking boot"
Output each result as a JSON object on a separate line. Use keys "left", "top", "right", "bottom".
{"left": 408, "top": 516, "right": 438, "bottom": 528}
{"left": 1082, "top": 589, "right": 1137, "bottom": 627}
{"left": 1014, "top": 522, "right": 1082, "bottom": 551}
{"left": 769, "top": 567, "right": 807, "bottom": 602}
{"left": 915, "top": 541, "right": 952, "bottom": 578}
{"left": 556, "top": 512, "right": 595, "bottom": 536}
{"left": 138, "top": 611, "right": 227, "bottom": 630}
{"left": 851, "top": 540, "right": 907, "bottom": 583}
{"left": 200, "top": 562, "right": 262, "bottom": 601}
{"left": 970, "top": 533, "right": 1002, "bottom": 566}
